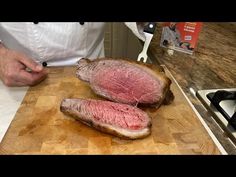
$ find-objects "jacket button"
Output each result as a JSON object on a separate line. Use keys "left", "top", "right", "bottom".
{"left": 79, "top": 22, "right": 84, "bottom": 25}
{"left": 42, "top": 62, "right": 47, "bottom": 67}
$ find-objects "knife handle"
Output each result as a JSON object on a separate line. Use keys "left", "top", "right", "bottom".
{"left": 144, "top": 22, "right": 156, "bottom": 34}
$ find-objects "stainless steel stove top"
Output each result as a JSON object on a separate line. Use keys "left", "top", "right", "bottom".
{"left": 196, "top": 88, "right": 236, "bottom": 143}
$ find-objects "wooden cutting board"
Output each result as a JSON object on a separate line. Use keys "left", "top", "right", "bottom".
{"left": 0, "top": 66, "right": 221, "bottom": 154}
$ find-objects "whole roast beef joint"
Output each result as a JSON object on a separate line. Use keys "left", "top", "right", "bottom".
{"left": 60, "top": 58, "right": 174, "bottom": 139}
{"left": 76, "top": 58, "right": 173, "bottom": 107}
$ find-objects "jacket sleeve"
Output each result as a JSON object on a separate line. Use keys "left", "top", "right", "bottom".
{"left": 124, "top": 22, "right": 145, "bottom": 41}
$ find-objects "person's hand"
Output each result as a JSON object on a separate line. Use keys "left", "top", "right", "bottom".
{"left": 0, "top": 45, "right": 47, "bottom": 87}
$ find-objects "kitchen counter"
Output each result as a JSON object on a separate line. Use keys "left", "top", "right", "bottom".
{"left": 148, "top": 22, "right": 236, "bottom": 154}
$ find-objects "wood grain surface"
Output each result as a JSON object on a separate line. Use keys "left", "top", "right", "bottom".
{"left": 0, "top": 66, "right": 221, "bottom": 154}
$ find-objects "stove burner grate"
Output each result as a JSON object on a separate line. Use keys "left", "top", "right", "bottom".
{"left": 207, "top": 90, "right": 236, "bottom": 129}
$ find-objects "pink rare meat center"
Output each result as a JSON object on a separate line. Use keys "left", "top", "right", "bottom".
{"left": 82, "top": 100, "right": 149, "bottom": 130}
{"left": 91, "top": 65, "right": 163, "bottom": 104}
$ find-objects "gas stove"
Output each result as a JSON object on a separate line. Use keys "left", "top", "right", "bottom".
{"left": 196, "top": 88, "right": 236, "bottom": 144}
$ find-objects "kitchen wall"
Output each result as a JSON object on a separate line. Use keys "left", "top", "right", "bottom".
{"left": 104, "top": 22, "right": 142, "bottom": 59}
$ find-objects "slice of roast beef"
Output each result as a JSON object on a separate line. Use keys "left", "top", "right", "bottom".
{"left": 60, "top": 98, "right": 151, "bottom": 139}
{"left": 76, "top": 58, "right": 172, "bottom": 107}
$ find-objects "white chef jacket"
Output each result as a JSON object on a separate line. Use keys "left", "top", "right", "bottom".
{"left": 0, "top": 22, "right": 145, "bottom": 66}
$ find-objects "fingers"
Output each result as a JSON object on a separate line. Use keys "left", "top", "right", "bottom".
{"left": 3, "top": 61, "right": 47, "bottom": 87}
{"left": 0, "top": 49, "right": 48, "bottom": 87}
{"left": 14, "top": 53, "right": 48, "bottom": 86}
{"left": 3, "top": 70, "right": 47, "bottom": 87}
{"left": 2, "top": 77, "right": 25, "bottom": 87}
{"left": 17, "top": 69, "right": 47, "bottom": 86}
{"left": 14, "top": 52, "right": 43, "bottom": 72}
{"left": 10, "top": 79, "right": 28, "bottom": 87}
